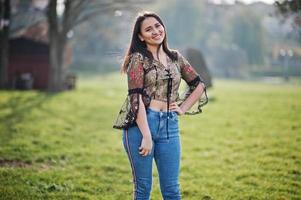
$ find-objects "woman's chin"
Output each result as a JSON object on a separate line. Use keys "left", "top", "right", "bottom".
{"left": 151, "top": 39, "right": 164, "bottom": 45}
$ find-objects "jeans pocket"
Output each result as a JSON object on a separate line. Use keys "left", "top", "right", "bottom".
{"left": 169, "top": 112, "right": 179, "bottom": 122}
{"left": 147, "top": 115, "right": 159, "bottom": 135}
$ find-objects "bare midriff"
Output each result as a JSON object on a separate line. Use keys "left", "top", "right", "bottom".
{"left": 149, "top": 99, "right": 174, "bottom": 112}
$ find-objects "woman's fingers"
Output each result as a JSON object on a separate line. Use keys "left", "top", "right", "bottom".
{"left": 139, "top": 149, "right": 145, "bottom": 155}
{"left": 169, "top": 105, "right": 180, "bottom": 112}
{"left": 139, "top": 145, "right": 151, "bottom": 152}
{"left": 169, "top": 106, "right": 177, "bottom": 111}
{"left": 169, "top": 103, "right": 179, "bottom": 110}
{"left": 169, "top": 105, "right": 177, "bottom": 109}
{"left": 169, "top": 102, "right": 184, "bottom": 115}
{"left": 139, "top": 147, "right": 150, "bottom": 156}
{"left": 140, "top": 150, "right": 149, "bottom": 156}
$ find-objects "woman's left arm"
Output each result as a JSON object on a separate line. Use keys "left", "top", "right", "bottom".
{"left": 170, "top": 51, "right": 208, "bottom": 115}
{"left": 170, "top": 83, "right": 205, "bottom": 115}
{"left": 179, "top": 83, "right": 205, "bottom": 113}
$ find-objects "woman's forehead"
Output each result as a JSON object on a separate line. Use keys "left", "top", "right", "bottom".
{"left": 141, "top": 17, "right": 161, "bottom": 29}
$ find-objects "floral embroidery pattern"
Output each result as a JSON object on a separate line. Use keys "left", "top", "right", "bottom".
{"left": 183, "top": 65, "right": 193, "bottom": 73}
{"left": 127, "top": 54, "right": 144, "bottom": 90}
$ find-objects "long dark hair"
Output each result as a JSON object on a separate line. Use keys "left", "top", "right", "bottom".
{"left": 121, "top": 11, "right": 177, "bottom": 73}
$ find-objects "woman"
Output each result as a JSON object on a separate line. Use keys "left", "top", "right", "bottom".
{"left": 113, "top": 11, "right": 208, "bottom": 200}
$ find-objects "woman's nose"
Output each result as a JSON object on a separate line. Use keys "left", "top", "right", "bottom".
{"left": 152, "top": 28, "right": 161, "bottom": 35}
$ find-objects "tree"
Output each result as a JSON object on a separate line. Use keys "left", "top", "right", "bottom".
{"left": 47, "top": 0, "right": 151, "bottom": 91}
{"left": 0, "top": 0, "right": 10, "bottom": 89}
{"left": 275, "top": 0, "right": 301, "bottom": 43}
{"left": 275, "top": 0, "right": 301, "bottom": 14}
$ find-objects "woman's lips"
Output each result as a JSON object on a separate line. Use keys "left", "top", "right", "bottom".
{"left": 152, "top": 34, "right": 162, "bottom": 40}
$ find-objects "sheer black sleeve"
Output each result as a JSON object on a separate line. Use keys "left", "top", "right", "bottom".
{"left": 177, "top": 51, "right": 208, "bottom": 115}
{"left": 127, "top": 52, "right": 144, "bottom": 120}
{"left": 113, "top": 52, "right": 144, "bottom": 129}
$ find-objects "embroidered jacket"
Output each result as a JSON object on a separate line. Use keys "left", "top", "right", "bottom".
{"left": 113, "top": 51, "right": 208, "bottom": 130}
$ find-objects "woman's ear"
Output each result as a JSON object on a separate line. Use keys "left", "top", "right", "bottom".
{"left": 138, "top": 34, "right": 144, "bottom": 41}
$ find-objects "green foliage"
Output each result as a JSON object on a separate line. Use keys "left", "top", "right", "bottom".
{"left": 275, "top": 0, "right": 301, "bottom": 14}
{"left": 275, "top": 0, "right": 301, "bottom": 44}
{"left": 0, "top": 73, "right": 301, "bottom": 199}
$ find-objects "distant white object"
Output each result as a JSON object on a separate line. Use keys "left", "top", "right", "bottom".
{"left": 115, "top": 10, "right": 123, "bottom": 17}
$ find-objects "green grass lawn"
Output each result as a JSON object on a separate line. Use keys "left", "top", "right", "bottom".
{"left": 0, "top": 73, "right": 300, "bottom": 200}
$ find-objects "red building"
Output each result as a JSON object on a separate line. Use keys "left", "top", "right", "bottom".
{"left": 9, "top": 37, "right": 50, "bottom": 90}
{"left": 8, "top": 21, "right": 72, "bottom": 90}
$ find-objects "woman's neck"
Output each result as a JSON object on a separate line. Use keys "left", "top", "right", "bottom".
{"left": 147, "top": 44, "right": 164, "bottom": 60}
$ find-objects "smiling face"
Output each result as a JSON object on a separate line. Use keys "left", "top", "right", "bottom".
{"left": 138, "top": 17, "right": 166, "bottom": 47}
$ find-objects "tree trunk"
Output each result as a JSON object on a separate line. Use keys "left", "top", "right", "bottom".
{"left": 46, "top": 0, "right": 146, "bottom": 91}
{"left": 0, "top": 0, "right": 10, "bottom": 89}
{"left": 48, "top": 30, "right": 66, "bottom": 91}
{"left": 47, "top": 0, "right": 66, "bottom": 92}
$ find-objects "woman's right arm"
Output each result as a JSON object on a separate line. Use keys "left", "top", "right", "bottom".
{"left": 127, "top": 53, "right": 152, "bottom": 156}
{"left": 136, "top": 95, "right": 152, "bottom": 156}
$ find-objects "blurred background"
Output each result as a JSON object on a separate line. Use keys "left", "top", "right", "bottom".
{"left": 1, "top": 1, "right": 301, "bottom": 199}
{"left": 0, "top": 0, "right": 300, "bottom": 91}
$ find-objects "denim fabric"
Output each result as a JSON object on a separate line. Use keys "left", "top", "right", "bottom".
{"left": 122, "top": 108, "right": 181, "bottom": 200}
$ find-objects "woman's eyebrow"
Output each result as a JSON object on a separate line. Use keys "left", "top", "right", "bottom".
{"left": 144, "top": 23, "right": 160, "bottom": 30}
{"left": 144, "top": 25, "right": 152, "bottom": 30}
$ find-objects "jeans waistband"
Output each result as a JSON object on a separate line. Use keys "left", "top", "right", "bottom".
{"left": 146, "top": 107, "right": 177, "bottom": 118}
{"left": 146, "top": 107, "right": 179, "bottom": 140}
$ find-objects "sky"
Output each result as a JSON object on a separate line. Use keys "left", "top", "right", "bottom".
{"left": 210, "top": 0, "right": 276, "bottom": 4}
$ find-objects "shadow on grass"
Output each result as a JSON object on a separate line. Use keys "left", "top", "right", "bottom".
{"left": 0, "top": 91, "right": 58, "bottom": 145}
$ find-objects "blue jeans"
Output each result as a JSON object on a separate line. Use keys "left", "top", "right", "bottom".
{"left": 122, "top": 108, "right": 181, "bottom": 200}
